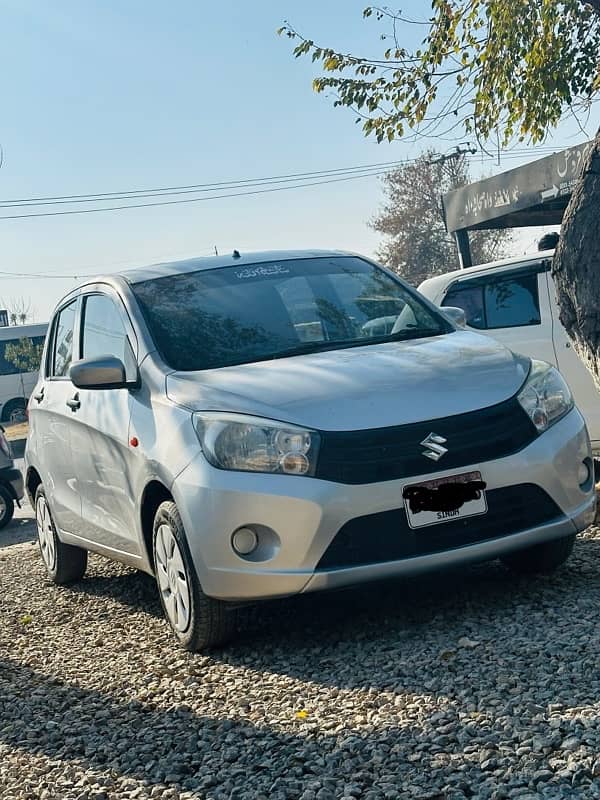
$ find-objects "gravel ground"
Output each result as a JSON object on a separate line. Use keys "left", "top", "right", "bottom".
{"left": 0, "top": 509, "right": 598, "bottom": 800}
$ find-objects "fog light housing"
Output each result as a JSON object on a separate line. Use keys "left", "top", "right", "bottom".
{"left": 231, "top": 527, "right": 258, "bottom": 556}
{"left": 578, "top": 460, "right": 591, "bottom": 488}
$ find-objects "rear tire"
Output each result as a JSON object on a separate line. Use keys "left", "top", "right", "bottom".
{"left": 35, "top": 485, "right": 87, "bottom": 584}
{"left": 0, "top": 484, "right": 14, "bottom": 529}
{"left": 153, "top": 500, "right": 237, "bottom": 651}
{"left": 501, "top": 534, "right": 576, "bottom": 575}
{"left": 2, "top": 398, "right": 26, "bottom": 424}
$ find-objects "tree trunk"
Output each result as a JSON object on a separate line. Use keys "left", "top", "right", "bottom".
{"left": 551, "top": 131, "right": 600, "bottom": 390}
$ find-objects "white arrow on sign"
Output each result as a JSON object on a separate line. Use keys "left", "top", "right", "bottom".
{"left": 541, "top": 184, "right": 559, "bottom": 201}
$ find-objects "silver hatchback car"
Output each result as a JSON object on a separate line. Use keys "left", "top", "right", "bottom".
{"left": 26, "top": 250, "right": 596, "bottom": 650}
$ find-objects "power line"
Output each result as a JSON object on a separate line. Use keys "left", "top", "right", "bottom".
{"left": 0, "top": 159, "right": 412, "bottom": 207}
{"left": 0, "top": 145, "right": 582, "bottom": 225}
{"left": 0, "top": 164, "right": 398, "bottom": 209}
{"left": 0, "top": 168, "right": 399, "bottom": 221}
{"left": 0, "top": 148, "right": 566, "bottom": 210}
{"left": 0, "top": 151, "right": 564, "bottom": 221}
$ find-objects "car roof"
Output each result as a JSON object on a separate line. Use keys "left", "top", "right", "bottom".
{"left": 419, "top": 249, "right": 555, "bottom": 296}
{"left": 96, "top": 249, "right": 359, "bottom": 286}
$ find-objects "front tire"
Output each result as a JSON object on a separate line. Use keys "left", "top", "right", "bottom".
{"left": 35, "top": 485, "right": 87, "bottom": 584}
{"left": 0, "top": 484, "right": 15, "bottom": 529}
{"left": 153, "top": 501, "right": 236, "bottom": 651}
{"left": 501, "top": 534, "right": 576, "bottom": 575}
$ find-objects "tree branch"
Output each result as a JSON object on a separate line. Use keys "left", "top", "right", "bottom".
{"left": 586, "top": 0, "right": 600, "bottom": 16}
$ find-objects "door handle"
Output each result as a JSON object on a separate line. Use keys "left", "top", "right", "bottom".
{"left": 33, "top": 388, "right": 45, "bottom": 403}
{"left": 66, "top": 393, "right": 81, "bottom": 412}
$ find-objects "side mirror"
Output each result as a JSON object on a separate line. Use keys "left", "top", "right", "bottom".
{"left": 441, "top": 306, "right": 467, "bottom": 329}
{"left": 70, "top": 355, "right": 132, "bottom": 390}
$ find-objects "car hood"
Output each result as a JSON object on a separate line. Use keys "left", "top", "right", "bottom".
{"left": 166, "top": 330, "right": 531, "bottom": 431}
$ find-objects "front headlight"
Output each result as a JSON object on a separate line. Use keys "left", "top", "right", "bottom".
{"left": 518, "top": 360, "right": 574, "bottom": 433}
{"left": 193, "top": 412, "right": 320, "bottom": 476}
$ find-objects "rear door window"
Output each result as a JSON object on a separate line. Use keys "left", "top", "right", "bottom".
{"left": 484, "top": 276, "right": 540, "bottom": 327}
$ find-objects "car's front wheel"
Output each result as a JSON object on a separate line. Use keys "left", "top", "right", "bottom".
{"left": 153, "top": 500, "right": 237, "bottom": 651}
{"left": 501, "top": 533, "right": 576, "bottom": 575}
{"left": 35, "top": 485, "right": 87, "bottom": 583}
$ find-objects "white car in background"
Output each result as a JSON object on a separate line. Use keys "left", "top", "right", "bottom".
{"left": 0, "top": 323, "right": 48, "bottom": 423}
{"left": 419, "top": 249, "right": 600, "bottom": 457}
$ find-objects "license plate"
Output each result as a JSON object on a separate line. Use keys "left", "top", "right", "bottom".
{"left": 402, "top": 470, "right": 487, "bottom": 529}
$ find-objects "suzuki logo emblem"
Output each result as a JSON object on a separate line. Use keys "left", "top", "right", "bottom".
{"left": 421, "top": 432, "right": 448, "bottom": 461}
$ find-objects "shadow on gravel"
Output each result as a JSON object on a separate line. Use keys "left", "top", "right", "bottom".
{"left": 64, "top": 536, "right": 600, "bottom": 702}
{"left": 75, "top": 568, "right": 163, "bottom": 618}
{"left": 0, "top": 657, "right": 596, "bottom": 797}
{"left": 219, "top": 536, "right": 600, "bottom": 693}
{"left": 0, "top": 516, "right": 37, "bottom": 549}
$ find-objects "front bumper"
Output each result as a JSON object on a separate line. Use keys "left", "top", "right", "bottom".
{"left": 173, "top": 408, "right": 595, "bottom": 601}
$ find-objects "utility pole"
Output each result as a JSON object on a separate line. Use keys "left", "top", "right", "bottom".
{"left": 428, "top": 144, "right": 477, "bottom": 269}
{"left": 427, "top": 143, "right": 477, "bottom": 169}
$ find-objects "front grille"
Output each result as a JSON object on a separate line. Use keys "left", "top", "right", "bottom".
{"left": 316, "top": 484, "right": 562, "bottom": 570}
{"left": 315, "top": 395, "right": 537, "bottom": 485}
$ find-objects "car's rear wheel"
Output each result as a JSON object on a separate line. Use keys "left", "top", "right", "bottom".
{"left": 501, "top": 533, "right": 576, "bottom": 575}
{"left": 0, "top": 484, "right": 15, "bottom": 529}
{"left": 35, "top": 485, "right": 87, "bottom": 583}
{"left": 153, "top": 500, "right": 236, "bottom": 651}
{"left": 2, "top": 398, "right": 26, "bottom": 424}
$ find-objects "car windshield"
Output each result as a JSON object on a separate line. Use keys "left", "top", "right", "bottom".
{"left": 132, "top": 256, "right": 452, "bottom": 371}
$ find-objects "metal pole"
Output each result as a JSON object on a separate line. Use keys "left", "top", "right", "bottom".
{"left": 455, "top": 229, "right": 472, "bottom": 268}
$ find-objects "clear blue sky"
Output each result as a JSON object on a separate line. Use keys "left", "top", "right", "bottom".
{"left": 0, "top": 0, "right": 596, "bottom": 321}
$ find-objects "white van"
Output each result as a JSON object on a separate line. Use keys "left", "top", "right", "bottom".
{"left": 418, "top": 249, "right": 600, "bottom": 455}
{"left": 0, "top": 323, "right": 48, "bottom": 423}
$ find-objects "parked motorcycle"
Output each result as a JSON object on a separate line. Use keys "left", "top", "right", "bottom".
{"left": 0, "top": 425, "right": 23, "bottom": 528}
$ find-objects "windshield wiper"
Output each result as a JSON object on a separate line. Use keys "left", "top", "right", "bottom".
{"left": 266, "top": 340, "right": 359, "bottom": 360}
{"left": 386, "top": 327, "right": 447, "bottom": 342}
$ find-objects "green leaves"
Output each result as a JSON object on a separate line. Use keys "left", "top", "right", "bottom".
{"left": 5, "top": 338, "right": 43, "bottom": 374}
{"left": 280, "top": 1, "right": 600, "bottom": 145}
